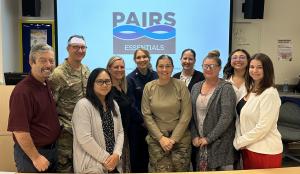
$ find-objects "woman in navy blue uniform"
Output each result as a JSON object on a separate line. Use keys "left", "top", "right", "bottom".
{"left": 126, "top": 48, "right": 158, "bottom": 172}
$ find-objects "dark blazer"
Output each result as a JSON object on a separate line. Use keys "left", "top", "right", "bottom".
{"left": 173, "top": 70, "right": 204, "bottom": 91}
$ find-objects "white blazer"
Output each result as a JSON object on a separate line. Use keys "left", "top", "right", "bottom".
{"left": 234, "top": 87, "right": 283, "bottom": 154}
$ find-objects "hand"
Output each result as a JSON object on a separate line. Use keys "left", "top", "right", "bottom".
{"left": 169, "top": 138, "right": 176, "bottom": 145}
{"left": 32, "top": 154, "right": 50, "bottom": 172}
{"left": 159, "top": 136, "right": 174, "bottom": 152}
{"left": 104, "top": 154, "right": 119, "bottom": 171}
{"left": 192, "top": 137, "right": 201, "bottom": 147}
{"left": 199, "top": 137, "right": 208, "bottom": 147}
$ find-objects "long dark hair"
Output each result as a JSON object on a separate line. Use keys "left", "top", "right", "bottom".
{"left": 245, "top": 53, "right": 275, "bottom": 95}
{"left": 223, "top": 49, "right": 251, "bottom": 79}
{"left": 86, "top": 68, "right": 117, "bottom": 117}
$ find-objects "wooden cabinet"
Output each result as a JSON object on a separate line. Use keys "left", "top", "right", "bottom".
{"left": 0, "top": 85, "right": 16, "bottom": 172}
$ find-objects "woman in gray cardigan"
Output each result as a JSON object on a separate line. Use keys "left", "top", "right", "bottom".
{"left": 72, "top": 68, "right": 124, "bottom": 173}
{"left": 190, "top": 50, "right": 236, "bottom": 171}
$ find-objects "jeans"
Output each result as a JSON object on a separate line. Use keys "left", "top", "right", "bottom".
{"left": 14, "top": 143, "right": 58, "bottom": 173}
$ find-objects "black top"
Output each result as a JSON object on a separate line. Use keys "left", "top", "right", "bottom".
{"left": 173, "top": 70, "right": 204, "bottom": 91}
{"left": 101, "top": 110, "right": 115, "bottom": 155}
{"left": 111, "top": 87, "right": 131, "bottom": 134}
{"left": 236, "top": 98, "right": 247, "bottom": 116}
{"left": 126, "top": 68, "right": 158, "bottom": 124}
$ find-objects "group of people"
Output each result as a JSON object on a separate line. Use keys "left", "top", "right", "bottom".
{"left": 7, "top": 35, "right": 283, "bottom": 173}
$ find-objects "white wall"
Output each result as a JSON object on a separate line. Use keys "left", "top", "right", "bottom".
{"left": 40, "top": 0, "right": 54, "bottom": 19}
{"left": 232, "top": 0, "right": 300, "bottom": 84}
{"left": 0, "top": 0, "right": 3, "bottom": 83}
{"left": 0, "top": 0, "right": 20, "bottom": 84}
{"left": 3, "top": 0, "right": 20, "bottom": 72}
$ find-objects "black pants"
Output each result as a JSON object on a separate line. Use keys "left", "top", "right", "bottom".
{"left": 128, "top": 123, "right": 149, "bottom": 172}
{"left": 14, "top": 143, "right": 58, "bottom": 173}
{"left": 191, "top": 145, "right": 197, "bottom": 171}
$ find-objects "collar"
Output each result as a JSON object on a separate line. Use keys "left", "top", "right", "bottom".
{"left": 63, "top": 59, "right": 83, "bottom": 72}
{"left": 135, "top": 68, "right": 153, "bottom": 77}
{"left": 28, "top": 73, "right": 48, "bottom": 87}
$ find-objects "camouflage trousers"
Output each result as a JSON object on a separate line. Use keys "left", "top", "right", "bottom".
{"left": 146, "top": 130, "right": 191, "bottom": 172}
{"left": 57, "top": 129, "right": 73, "bottom": 173}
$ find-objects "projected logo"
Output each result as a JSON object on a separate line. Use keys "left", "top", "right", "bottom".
{"left": 113, "top": 12, "right": 176, "bottom": 54}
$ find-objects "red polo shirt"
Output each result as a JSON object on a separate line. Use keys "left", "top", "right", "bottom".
{"left": 7, "top": 74, "right": 61, "bottom": 147}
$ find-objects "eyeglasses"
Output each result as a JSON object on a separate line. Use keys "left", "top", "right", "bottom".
{"left": 95, "top": 79, "right": 112, "bottom": 86}
{"left": 157, "top": 64, "right": 173, "bottom": 69}
{"left": 202, "top": 64, "right": 219, "bottom": 70}
{"left": 71, "top": 45, "right": 87, "bottom": 51}
{"left": 231, "top": 55, "right": 246, "bottom": 61}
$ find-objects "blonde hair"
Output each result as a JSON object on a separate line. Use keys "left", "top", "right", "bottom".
{"left": 106, "top": 56, "right": 127, "bottom": 93}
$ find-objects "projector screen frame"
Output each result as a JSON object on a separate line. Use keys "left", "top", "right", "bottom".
{"left": 54, "top": 0, "right": 233, "bottom": 75}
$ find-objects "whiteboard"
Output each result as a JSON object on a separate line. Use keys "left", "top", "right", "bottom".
{"left": 232, "top": 22, "right": 261, "bottom": 55}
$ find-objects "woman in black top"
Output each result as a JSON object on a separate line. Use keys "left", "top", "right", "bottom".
{"left": 107, "top": 56, "right": 131, "bottom": 173}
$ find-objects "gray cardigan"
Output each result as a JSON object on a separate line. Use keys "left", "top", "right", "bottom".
{"left": 190, "top": 79, "right": 237, "bottom": 169}
{"left": 72, "top": 98, "right": 124, "bottom": 173}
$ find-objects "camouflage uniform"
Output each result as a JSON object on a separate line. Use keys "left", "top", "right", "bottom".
{"left": 146, "top": 130, "right": 191, "bottom": 172}
{"left": 49, "top": 59, "right": 90, "bottom": 173}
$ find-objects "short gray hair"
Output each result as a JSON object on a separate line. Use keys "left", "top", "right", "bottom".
{"left": 29, "top": 43, "right": 54, "bottom": 63}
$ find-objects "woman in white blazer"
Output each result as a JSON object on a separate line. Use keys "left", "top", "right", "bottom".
{"left": 72, "top": 68, "right": 124, "bottom": 173}
{"left": 233, "top": 53, "right": 282, "bottom": 169}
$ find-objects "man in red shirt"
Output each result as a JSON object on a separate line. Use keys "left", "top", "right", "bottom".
{"left": 7, "top": 44, "right": 61, "bottom": 172}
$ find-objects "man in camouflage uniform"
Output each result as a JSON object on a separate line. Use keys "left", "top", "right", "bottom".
{"left": 49, "top": 35, "right": 90, "bottom": 172}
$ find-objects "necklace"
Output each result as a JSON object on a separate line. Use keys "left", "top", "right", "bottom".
{"left": 201, "top": 79, "right": 219, "bottom": 95}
